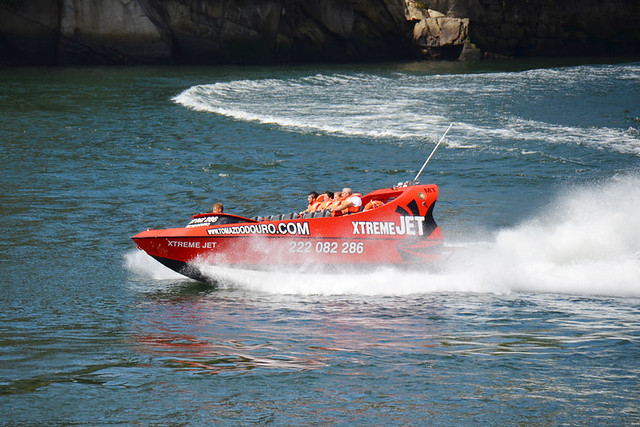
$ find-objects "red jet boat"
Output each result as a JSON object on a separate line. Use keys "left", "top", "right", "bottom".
{"left": 132, "top": 183, "right": 443, "bottom": 282}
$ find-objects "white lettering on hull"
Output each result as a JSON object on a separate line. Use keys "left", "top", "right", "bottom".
{"left": 351, "top": 216, "right": 425, "bottom": 236}
{"left": 207, "top": 221, "right": 310, "bottom": 236}
{"left": 167, "top": 241, "right": 217, "bottom": 249}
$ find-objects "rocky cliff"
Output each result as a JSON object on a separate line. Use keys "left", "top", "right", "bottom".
{"left": 1, "top": 0, "right": 639, "bottom": 66}
{"left": 421, "top": 0, "right": 640, "bottom": 59}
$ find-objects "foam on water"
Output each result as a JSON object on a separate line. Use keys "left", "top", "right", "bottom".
{"left": 173, "top": 63, "right": 640, "bottom": 154}
{"left": 172, "top": 74, "right": 447, "bottom": 141}
{"left": 126, "top": 175, "right": 640, "bottom": 298}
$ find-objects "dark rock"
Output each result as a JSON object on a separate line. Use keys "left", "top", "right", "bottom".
{"left": 0, "top": 0, "right": 60, "bottom": 65}
{"left": 0, "top": 0, "right": 639, "bottom": 65}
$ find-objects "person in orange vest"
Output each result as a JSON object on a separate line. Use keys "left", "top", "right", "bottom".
{"left": 330, "top": 187, "right": 362, "bottom": 215}
{"left": 318, "top": 191, "right": 335, "bottom": 210}
{"left": 330, "top": 190, "right": 343, "bottom": 206}
{"left": 299, "top": 191, "right": 319, "bottom": 215}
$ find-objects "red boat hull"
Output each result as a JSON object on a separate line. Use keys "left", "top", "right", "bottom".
{"left": 132, "top": 184, "right": 443, "bottom": 281}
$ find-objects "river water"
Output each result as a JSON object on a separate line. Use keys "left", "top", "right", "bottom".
{"left": 1, "top": 59, "right": 639, "bottom": 424}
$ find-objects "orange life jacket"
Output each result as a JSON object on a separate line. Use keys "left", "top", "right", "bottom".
{"left": 327, "top": 195, "right": 345, "bottom": 216}
{"left": 342, "top": 193, "right": 362, "bottom": 214}
{"left": 309, "top": 194, "right": 325, "bottom": 212}
{"left": 319, "top": 196, "right": 335, "bottom": 211}
{"left": 364, "top": 200, "right": 384, "bottom": 211}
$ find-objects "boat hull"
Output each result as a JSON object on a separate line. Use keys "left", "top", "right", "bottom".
{"left": 132, "top": 184, "right": 443, "bottom": 281}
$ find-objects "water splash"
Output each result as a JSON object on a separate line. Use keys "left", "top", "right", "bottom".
{"left": 125, "top": 249, "right": 185, "bottom": 281}
{"left": 473, "top": 173, "right": 640, "bottom": 297}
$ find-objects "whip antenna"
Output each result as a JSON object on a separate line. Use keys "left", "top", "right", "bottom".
{"left": 413, "top": 123, "right": 452, "bottom": 183}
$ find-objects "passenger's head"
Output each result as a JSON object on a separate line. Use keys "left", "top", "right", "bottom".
{"left": 342, "top": 188, "right": 353, "bottom": 196}
{"left": 308, "top": 191, "right": 319, "bottom": 203}
{"left": 212, "top": 203, "right": 223, "bottom": 213}
{"left": 324, "top": 191, "right": 334, "bottom": 199}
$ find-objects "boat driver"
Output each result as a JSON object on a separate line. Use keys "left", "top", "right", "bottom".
{"left": 212, "top": 202, "right": 223, "bottom": 213}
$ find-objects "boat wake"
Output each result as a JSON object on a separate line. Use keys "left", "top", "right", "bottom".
{"left": 125, "top": 174, "right": 640, "bottom": 298}
{"left": 173, "top": 64, "right": 640, "bottom": 155}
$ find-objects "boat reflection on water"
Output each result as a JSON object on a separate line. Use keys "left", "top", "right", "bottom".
{"left": 130, "top": 287, "right": 326, "bottom": 375}
{"left": 128, "top": 279, "right": 445, "bottom": 376}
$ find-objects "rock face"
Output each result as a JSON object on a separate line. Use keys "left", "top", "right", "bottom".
{"left": 0, "top": 0, "right": 61, "bottom": 65}
{"left": 1, "top": 0, "right": 639, "bottom": 65}
{"left": 158, "top": 0, "right": 413, "bottom": 64}
{"left": 58, "top": 0, "right": 172, "bottom": 63}
{"left": 0, "top": 0, "right": 414, "bottom": 65}
{"left": 413, "top": 0, "right": 640, "bottom": 59}
{"left": 407, "top": 4, "right": 470, "bottom": 59}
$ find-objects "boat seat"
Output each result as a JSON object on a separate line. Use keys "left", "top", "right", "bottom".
{"left": 282, "top": 212, "right": 296, "bottom": 220}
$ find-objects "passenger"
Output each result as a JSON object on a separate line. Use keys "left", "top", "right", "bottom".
{"left": 318, "top": 191, "right": 334, "bottom": 210}
{"left": 311, "top": 193, "right": 328, "bottom": 211}
{"left": 305, "top": 191, "right": 318, "bottom": 212}
{"left": 330, "top": 187, "right": 362, "bottom": 215}
{"left": 323, "top": 191, "right": 341, "bottom": 211}
{"left": 300, "top": 191, "right": 319, "bottom": 215}
{"left": 212, "top": 202, "right": 224, "bottom": 214}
